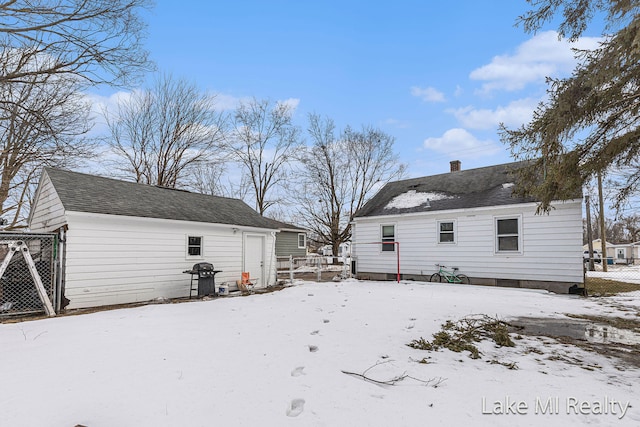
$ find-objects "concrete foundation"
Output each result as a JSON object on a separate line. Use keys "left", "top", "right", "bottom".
{"left": 355, "top": 272, "right": 582, "bottom": 294}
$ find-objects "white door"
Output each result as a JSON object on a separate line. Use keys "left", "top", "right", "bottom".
{"left": 244, "top": 234, "right": 265, "bottom": 286}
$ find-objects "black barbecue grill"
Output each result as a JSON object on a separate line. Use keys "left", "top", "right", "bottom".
{"left": 183, "top": 262, "right": 222, "bottom": 298}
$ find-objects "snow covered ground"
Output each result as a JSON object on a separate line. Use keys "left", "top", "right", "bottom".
{"left": 587, "top": 264, "right": 640, "bottom": 284}
{"left": 1, "top": 280, "right": 639, "bottom": 426}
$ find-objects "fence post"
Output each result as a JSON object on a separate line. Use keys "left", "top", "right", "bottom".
{"left": 317, "top": 257, "right": 322, "bottom": 282}
{"left": 289, "top": 254, "right": 294, "bottom": 282}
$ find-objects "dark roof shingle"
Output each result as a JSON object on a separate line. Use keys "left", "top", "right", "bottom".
{"left": 355, "top": 161, "right": 540, "bottom": 217}
{"left": 44, "top": 168, "right": 278, "bottom": 229}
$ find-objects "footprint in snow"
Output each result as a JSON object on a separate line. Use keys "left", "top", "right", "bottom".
{"left": 291, "top": 366, "right": 305, "bottom": 377}
{"left": 286, "top": 399, "right": 305, "bottom": 417}
{"left": 308, "top": 345, "right": 319, "bottom": 352}
{"left": 310, "top": 330, "right": 320, "bottom": 335}
{"left": 323, "top": 319, "right": 330, "bottom": 323}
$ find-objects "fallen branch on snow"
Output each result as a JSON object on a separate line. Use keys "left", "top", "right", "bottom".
{"left": 341, "top": 360, "right": 446, "bottom": 387}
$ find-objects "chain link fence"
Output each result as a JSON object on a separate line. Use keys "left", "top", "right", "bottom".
{"left": 585, "top": 260, "right": 640, "bottom": 285}
{"left": 0, "top": 233, "right": 57, "bottom": 318}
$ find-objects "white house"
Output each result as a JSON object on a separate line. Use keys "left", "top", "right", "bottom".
{"left": 583, "top": 239, "right": 615, "bottom": 263}
{"left": 28, "top": 168, "right": 279, "bottom": 309}
{"left": 585, "top": 239, "right": 640, "bottom": 265}
{"left": 351, "top": 161, "right": 584, "bottom": 293}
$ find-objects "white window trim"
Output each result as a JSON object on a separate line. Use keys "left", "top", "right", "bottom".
{"left": 494, "top": 215, "right": 522, "bottom": 254}
{"left": 380, "top": 223, "right": 396, "bottom": 253}
{"left": 297, "top": 233, "right": 307, "bottom": 249}
{"left": 186, "top": 235, "right": 204, "bottom": 259}
{"left": 437, "top": 219, "right": 456, "bottom": 244}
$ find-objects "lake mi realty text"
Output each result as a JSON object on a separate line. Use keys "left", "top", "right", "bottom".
{"left": 482, "top": 395, "right": 631, "bottom": 419}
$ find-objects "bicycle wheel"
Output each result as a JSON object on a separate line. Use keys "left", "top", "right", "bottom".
{"left": 456, "top": 274, "right": 470, "bottom": 284}
{"left": 429, "top": 273, "right": 443, "bottom": 282}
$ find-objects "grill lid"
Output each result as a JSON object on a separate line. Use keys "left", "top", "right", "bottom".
{"left": 192, "top": 262, "right": 214, "bottom": 271}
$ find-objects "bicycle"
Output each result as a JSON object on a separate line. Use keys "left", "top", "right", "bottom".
{"left": 429, "top": 264, "right": 470, "bottom": 284}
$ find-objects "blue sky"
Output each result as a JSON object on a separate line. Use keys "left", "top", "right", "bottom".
{"left": 90, "top": 0, "right": 604, "bottom": 178}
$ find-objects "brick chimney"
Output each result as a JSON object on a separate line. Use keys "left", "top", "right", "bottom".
{"left": 450, "top": 160, "right": 461, "bottom": 172}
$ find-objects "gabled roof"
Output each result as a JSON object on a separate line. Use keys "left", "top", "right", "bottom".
{"left": 43, "top": 168, "right": 279, "bottom": 230}
{"left": 262, "top": 218, "right": 307, "bottom": 232}
{"left": 355, "top": 161, "right": 541, "bottom": 218}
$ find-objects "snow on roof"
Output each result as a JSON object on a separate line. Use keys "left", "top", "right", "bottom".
{"left": 384, "top": 190, "right": 454, "bottom": 210}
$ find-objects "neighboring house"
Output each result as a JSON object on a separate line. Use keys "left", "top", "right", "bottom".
{"left": 318, "top": 242, "right": 351, "bottom": 258}
{"left": 627, "top": 242, "right": 640, "bottom": 264}
{"left": 583, "top": 240, "right": 616, "bottom": 262}
{"left": 265, "top": 219, "right": 308, "bottom": 258}
{"left": 610, "top": 244, "right": 632, "bottom": 264}
{"left": 352, "top": 160, "right": 584, "bottom": 293}
{"left": 585, "top": 240, "right": 640, "bottom": 265}
{"left": 28, "top": 168, "right": 279, "bottom": 309}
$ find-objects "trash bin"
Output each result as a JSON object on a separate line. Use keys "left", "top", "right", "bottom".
{"left": 184, "top": 262, "right": 222, "bottom": 297}
{"left": 606, "top": 257, "right": 614, "bottom": 265}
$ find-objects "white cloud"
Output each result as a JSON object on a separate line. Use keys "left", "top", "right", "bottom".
{"left": 382, "top": 118, "right": 410, "bottom": 129}
{"left": 449, "top": 98, "right": 539, "bottom": 130}
{"left": 470, "top": 30, "right": 602, "bottom": 93}
{"left": 83, "top": 90, "right": 137, "bottom": 137}
{"left": 422, "top": 128, "right": 501, "bottom": 158}
{"left": 277, "top": 97, "right": 301, "bottom": 111}
{"left": 85, "top": 90, "right": 135, "bottom": 116}
{"left": 411, "top": 86, "right": 446, "bottom": 102}
{"left": 213, "top": 93, "right": 246, "bottom": 111}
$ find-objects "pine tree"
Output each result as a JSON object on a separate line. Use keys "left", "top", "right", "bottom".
{"left": 500, "top": 0, "right": 640, "bottom": 212}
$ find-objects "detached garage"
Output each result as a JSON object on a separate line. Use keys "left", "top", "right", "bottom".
{"left": 28, "top": 168, "right": 279, "bottom": 309}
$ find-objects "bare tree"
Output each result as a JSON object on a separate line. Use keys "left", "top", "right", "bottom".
{"left": 229, "top": 98, "right": 301, "bottom": 215}
{"left": 294, "top": 114, "right": 406, "bottom": 255}
{"left": 190, "top": 162, "right": 230, "bottom": 196}
{"left": 0, "top": 0, "right": 152, "bottom": 88}
{"left": 0, "top": 0, "right": 151, "bottom": 228}
{"left": 0, "top": 71, "right": 93, "bottom": 229}
{"left": 105, "top": 74, "right": 227, "bottom": 188}
{"left": 190, "top": 161, "right": 252, "bottom": 200}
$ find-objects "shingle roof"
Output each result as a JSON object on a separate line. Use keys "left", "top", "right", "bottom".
{"left": 355, "top": 161, "right": 541, "bottom": 218}
{"left": 44, "top": 168, "right": 279, "bottom": 229}
{"left": 261, "top": 218, "right": 307, "bottom": 232}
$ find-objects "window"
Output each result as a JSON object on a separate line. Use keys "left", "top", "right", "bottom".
{"left": 297, "top": 233, "right": 306, "bottom": 249}
{"left": 187, "top": 236, "right": 203, "bottom": 257}
{"left": 438, "top": 220, "right": 455, "bottom": 243}
{"left": 496, "top": 218, "right": 519, "bottom": 252}
{"left": 381, "top": 225, "right": 395, "bottom": 252}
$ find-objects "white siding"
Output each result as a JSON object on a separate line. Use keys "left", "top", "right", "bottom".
{"left": 28, "top": 171, "right": 67, "bottom": 232}
{"left": 353, "top": 201, "right": 583, "bottom": 283}
{"left": 64, "top": 211, "right": 277, "bottom": 309}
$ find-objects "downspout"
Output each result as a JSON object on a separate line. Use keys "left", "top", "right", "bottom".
{"left": 55, "top": 226, "right": 67, "bottom": 312}
{"left": 268, "top": 231, "right": 277, "bottom": 286}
